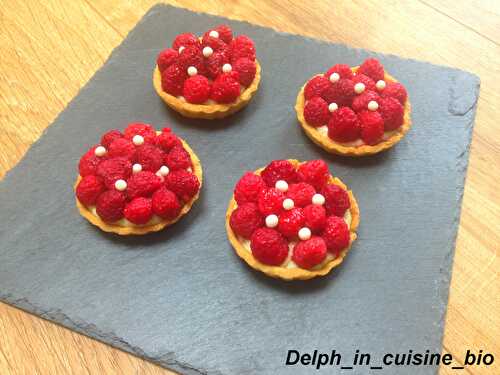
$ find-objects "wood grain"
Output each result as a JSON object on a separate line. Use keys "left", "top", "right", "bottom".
{"left": 0, "top": 1, "right": 498, "bottom": 374}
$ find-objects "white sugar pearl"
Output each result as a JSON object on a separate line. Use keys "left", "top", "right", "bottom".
{"left": 132, "top": 134, "right": 144, "bottom": 146}
{"left": 283, "top": 198, "right": 294, "bottom": 211}
{"left": 312, "top": 193, "right": 325, "bottom": 205}
{"left": 114, "top": 179, "right": 127, "bottom": 191}
{"left": 298, "top": 227, "right": 312, "bottom": 241}
{"left": 222, "top": 63, "right": 232, "bottom": 73}
{"left": 329, "top": 72, "right": 340, "bottom": 83}
{"left": 202, "top": 46, "right": 213, "bottom": 57}
{"left": 354, "top": 82, "right": 366, "bottom": 94}
{"left": 178, "top": 46, "right": 185, "bottom": 53}
{"left": 328, "top": 102, "right": 338, "bottom": 113}
{"left": 275, "top": 180, "right": 288, "bottom": 192}
{"left": 265, "top": 214, "right": 279, "bottom": 228}
{"left": 376, "top": 80, "right": 386, "bottom": 91}
{"left": 132, "top": 164, "right": 142, "bottom": 173}
{"left": 209, "top": 30, "right": 219, "bottom": 38}
{"left": 94, "top": 146, "right": 106, "bottom": 157}
{"left": 158, "top": 165, "right": 170, "bottom": 177}
{"left": 187, "top": 66, "right": 198, "bottom": 76}
{"left": 368, "top": 100, "right": 379, "bottom": 111}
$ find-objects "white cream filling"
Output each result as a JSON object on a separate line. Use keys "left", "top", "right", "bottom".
{"left": 314, "top": 126, "right": 399, "bottom": 147}
{"left": 88, "top": 206, "right": 164, "bottom": 227}
{"left": 177, "top": 85, "right": 247, "bottom": 105}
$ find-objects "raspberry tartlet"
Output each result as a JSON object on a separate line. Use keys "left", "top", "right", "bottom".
{"left": 153, "top": 25, "right": 261, "bottom": 119}
{"left": 75, "top": 123, "right": 202, "bottom": 235}
{"left": 295, "top": 58, "right": 411, "bottom": 156}
{"left": 225, "top": 159, "right": 359, "bottom": 280}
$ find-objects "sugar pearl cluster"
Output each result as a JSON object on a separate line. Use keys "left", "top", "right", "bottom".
{"left": 326, "top": 78, "right": 387, "bottom": 113}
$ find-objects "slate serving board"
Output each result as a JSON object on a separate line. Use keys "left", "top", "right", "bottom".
{"left": 0, "top": 4, "right": 479, "bottom": 375}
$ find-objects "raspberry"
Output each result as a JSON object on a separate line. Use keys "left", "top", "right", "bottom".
{"left": 278, "top": 208, "right": 305, "bottom": 238}
{"left": 230, "top": 35, "right": 256, "bottom": 63}
{"left": 234, "top": 172, "right": 266, "bottom": 205}
{"left": 96, "top": 157, "right": 132, "bottom": 189}
{"left": 261, "top": 160, "right": 299, "bottom": 187}
{"left": 304, "top": 76, "right": 330, "bottom": 100}
{"left": 152, "top": 187, "right": 181, "bottom": 220}
{"left": 178, "top": 45, "right": 205, "bottom": 73}
{"left": 100, "top": 130, "right": 123, "bottom": 148}
{"left": 205, "top": 51, "right": 229, "bottom": 79}
{"left": 165, "top": 145, "right": 192, "bottom": 171}
{"left": 164, "top": 170, "right": 200, "bottom": 202}
{"left": 229, "top": 202, "right": 264, "bottom": 239}
{"left": 161, "top": 63, "right": 188, "bottom": 96}
{"left": 156, "top": 128, "right": 182, "bottom": 152}
{"left": 78, "top": 146, "right": 101, "bottom": 177}
{"left": 379, "top": 97, "right": 404, "bottom": 131}
{"left": 303, "top": 97, "right": 330, "bottom": 127}
{"left": 183, "top": 75, "right": 211, "bottom": 104}
{"left": 352, "top": 73, "right": 376, "bottom": 92}
{"left": 325, "top": 64, "right": 353, "bottom": 80}
{"left": 216, "top": 24, "right": 233, "bottom": 44}
{"left": 96, "top": 190, "right": 126, "bottom": 222}
{"left": 286, "top": 182, "right": 316, "bottom": 207}
{"left": 124, "top": 197, "right": 153, "bottom": 225}
{"left": 126, "top": 171, "right": 162, "bottom": 200}
{"left": 327, "top": 106, "right": 361, "bottom": 143}
{"left": 321, "top": 79, "right": 355, "bottom": 106}
{"left": 250, "top": 228, "right": 288, "bottom": 266}
{"left": 136, "top": 144, "right": 165, "bottom": 173}
{"left": 76, "top": 175, "right": 105, "bottom": 205}
{"left": 233, "top": 58, "right": 256, "bottom": 86}
{"left": 210, "top": 73, "right": 240, "bottom": 103}
{"left": 351, "top": 90, "right": 379, "bottom": 113}
{"left": 381, "top": 82, "right": 407, "bottom": 104}
{"left": 201, "top": 34, "right": 227, "bottom": 52}
{"left": 292, "top": 236, "right": 327, "bottom": 269}
{"left": 108, "top": 138, "right": 137, "bottom": 161}
{"left": 157, "top": 48, "right": 179, "bottom": 73}
{"left": 321, "top": 184, "right": 350, "bottom": 217}
{"left": 358, "top": 110, "right": 384, "bottom": 145}
{"left": 257, "top": 187, "right": 285, "bottom": 215}
{"left": 322, "top": 216, "right": 350, "bottom": 255}
{"left": 358, "top": 58, "right": 384, "bottom": 81}
{"left": 303, "top": 204, "right": 327, "bottom": 233}
{"left": 297, "top": 160, "right": 330, "bottom": 190}
{"left": 172, "top": 33, "right": 200, "bottom": 51}
{"left": 124, "top": 122, "right": 157, "bottom": 144}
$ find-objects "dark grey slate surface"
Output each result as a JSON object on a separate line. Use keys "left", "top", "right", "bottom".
{"left": 0, "top": 4, "right": 479, "bottom": 375}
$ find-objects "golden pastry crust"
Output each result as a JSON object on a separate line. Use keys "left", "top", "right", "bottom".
{"left": 295, "top": 67, "right": 411, "bottom": 157}
{"left": 75, "top": 139, "right": 202, "bottom": 236}
{"left": 153, "top": 61, "right": 261, "bottom": 119}
{"left": 225, "top": 160, "right": 359, "bottom": 281}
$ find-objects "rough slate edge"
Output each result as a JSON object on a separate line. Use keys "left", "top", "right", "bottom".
{"left": 0, "top": 3, "right": 480, "bottom": 375}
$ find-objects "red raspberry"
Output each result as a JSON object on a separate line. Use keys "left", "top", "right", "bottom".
{"left": 136, "top": 144, "right": 165, "bottom": 173}
{"left": 358, "top": 110, "right": 384, "bottom": 145}
{"left": 210, "top": 73, "right": 240, "bottom": 103}
{"left": 257, "top": 187, "right": 285, "bottom": 215}
{"left": 126, "top": 171, "right": 162, "bottom": 200}
{"left": 321, "top": 79, "right": 355, "bottom": 106}
{"left": 286, "top": 182, "right": 316, "bottom": 208}
{"left": 96, "top": 190, "right": 126, "bottom": 222}
{"left": 152, "top": 187, "right": 182, "bottom": 220}
{"left": 156, "top": 128, "right": 182, "bottom": 151}
{"left": 76, "top": 175, "right": 105, "bottom": 205}
{"left": 328, "top": 107, "right": 361, "bottom": 143}
{"left": 201, "top": 34, "right": 227, "bottom": 52}
{"left": 303, "top": 204, "right": 327, "bottom": 233}
{"left": 379, "top": 97, "right": 404, "bottom": 131}
{"left": 292, "top": 236, "right": 327, "bottom": 269}
{"left": 351, "top": 90, "right": 379, "bottom": 113}
{"left": 261, "top": 160, "right": 299, "bottom": 187}
{"left": 161, "top": 63, "right": 188, "bottom": 96}
{"left": 229, "top": 202, "right": 264, "bottom": 239}
{"left": 96, "top": 157, "right": 132, "bottom": 189}
{"left": 233, "top": 58, "right": 256, "bottom": 86}
{"left": 78, "top": 146, "right": 102, "bottom": 177}
{"left": 172, "top": 33, "right": 200, "bottom": 51}
{"left": 108, "top": 138, "right": 137, "bottom": 161}
{"left": 177, "top": 45, "right": 205, "bottom": 73}
{"left": 164, "top": 170, "right": 200, "bottom": 202}
{"left": 297, "top": 160, "right": 330, "bottom": 190}
{"left": 325, "top": 64, "right": 353, "bottom": 80}
{"left": 157, "top": 48, "right": 179, "bottom": 73}
{"left": 304, "top": 76, "right": 330, "bottom": 100}
{"left": 234, "top": 172, "right": 266, "bottom": 205}
{"left": 321, "top": 184, "right": 350, "bottom": 217}
{"left": 124, "top": 122, "right": 157, "bottom": 144}
{"left": 250, "top": 228, "right": 289, "bottom": 266}
{"left": 100, "top": 130, "right": 123, "bottom": 149}
{"left": 216, "top": 24, "right": 233, "bottom": 44}
{"left": 124, "top": 197, "right": 153, "bottom": 225}
{"left": 322, "top": 216, "right": 350, "bottom": 255}
{"left": 358, "top": 58, "right": 384, "bottom": 81}
{"left": 165, "top": 145, "right": 192, "bottom": 171}
{"left": 230, "top": 35, "right": 256, "bottom": 63}
{"left": 381, "top": 82, "right": 407, "bottom": 104}
{"left": 303, "top": 97, "right": 330, "bottom": 127}
{"left": 278, "top": 207, "right": 305, "bottom": 238}
{"left": 205, "top": 51, "right": 229, "bottom": 79}
{"left": 183, "top": 75, "right": 211, "bottom": 104}
{"left": 352, "top": 73, "right": 376, "bottom": 92}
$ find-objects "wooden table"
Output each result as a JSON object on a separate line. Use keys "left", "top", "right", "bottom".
{"left": 0, "top": 1, "right": 498, "bottom": 374}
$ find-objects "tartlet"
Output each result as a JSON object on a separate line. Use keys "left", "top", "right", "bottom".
{"left": 296, "top": 58, "right": 411, "bottom": 156}
{"left": 153, "top": 24, "right": 261, "bottom": 119}
{"left": 226, "top": 159, "right": 359, "bottom": 281}
{"left": 75, "top": 123, "right": 202, "bottom": 235}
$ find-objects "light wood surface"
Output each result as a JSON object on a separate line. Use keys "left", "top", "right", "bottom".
{"left": 0, "top": 1, "right": 498, "bottom": 374}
